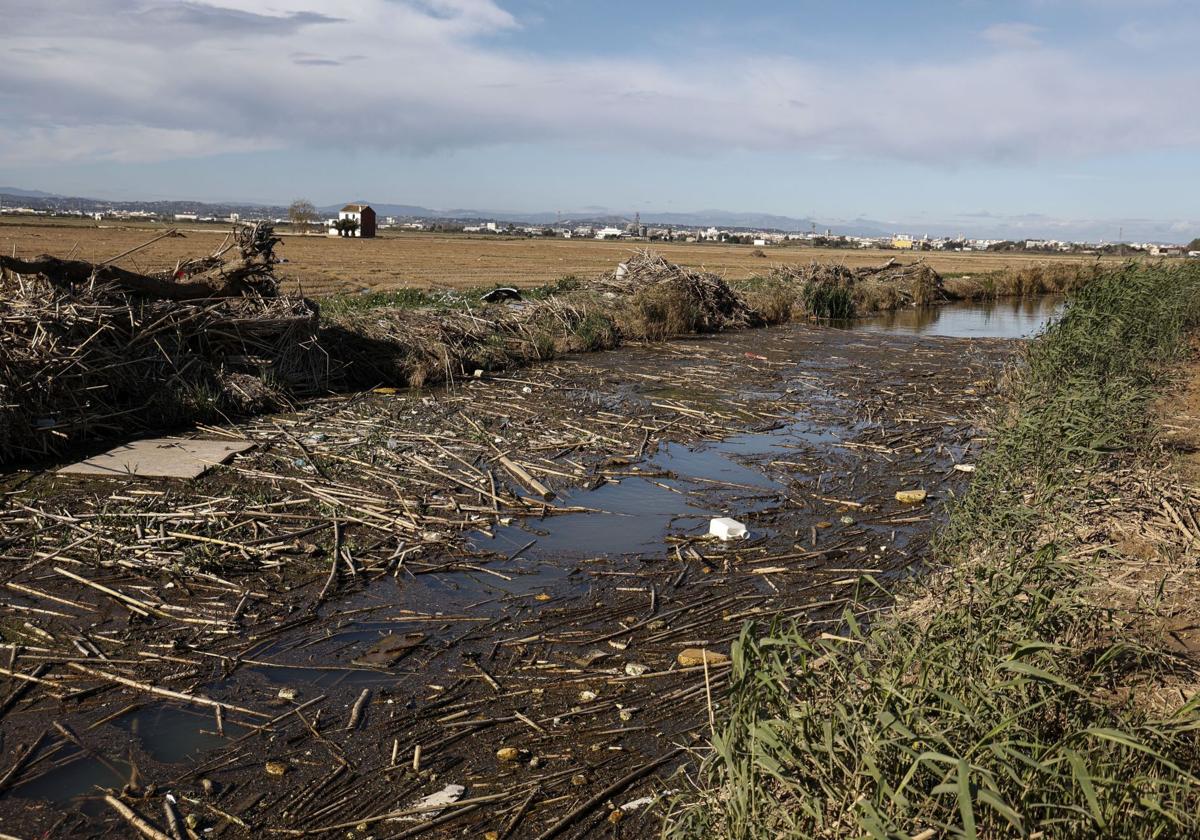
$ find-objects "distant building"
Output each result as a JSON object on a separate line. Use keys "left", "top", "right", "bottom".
{"left": 328, "top": 204, "right": 376, "bottom": 238}
{"left": 891, "top": 235, "right": 916, "bottom": 250}
{"left": 595, "top": 227, "right": 625, "bottom": 240}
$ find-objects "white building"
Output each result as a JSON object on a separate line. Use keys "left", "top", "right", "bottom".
{"left": 327, "top": 204, "right": 377, "bottom": 237}
{"left": 595, "top": 227, "right": 626, "bottom": 240}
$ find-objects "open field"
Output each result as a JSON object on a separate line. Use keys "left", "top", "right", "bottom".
{"left": 0, "top": 218, "right": 1122, "bottom": 296}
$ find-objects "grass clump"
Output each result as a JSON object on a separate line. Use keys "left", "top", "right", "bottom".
{"left": 668, "top": 262, "right": 1200, "bottom": 839}
{"left": 567, "top": 311, "right": 620, "bottom": 352}
{"left": 621, "top": 282, "right": 704, "bottom": 341}
{"left": 943, "top": 262, "right": 1103, "bottom": 302}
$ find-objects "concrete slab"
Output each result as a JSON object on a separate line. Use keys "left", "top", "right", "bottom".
{"left": 58, "top": 438, "right": 254, "bottom": 479}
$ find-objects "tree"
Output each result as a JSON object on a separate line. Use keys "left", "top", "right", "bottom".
{"left": 288, "top": 199, "right": 318, "bottom": 231}
{"left": 1188, "top": 237, "right": 1200, "bottom": 252}
{"left": 334, "top": 218, "right": 359, "bottom": 238}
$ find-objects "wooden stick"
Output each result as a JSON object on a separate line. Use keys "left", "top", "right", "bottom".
{"left": 533, "top": 748, "right": 684, "bottom": 840}
{"left": 67, "top": 663, "right": 269, "bottom": 719}
{"left": 53, "top": 566, "right": 162, "bottom": 619}
{"left": 104, "top": 795, "right": 174, "bottom": 840}
{"left": 0, "top": 730, "right": 48, "bottom": 794}
{"left": 497, "top": 455, "right": 555, "bottom": 500}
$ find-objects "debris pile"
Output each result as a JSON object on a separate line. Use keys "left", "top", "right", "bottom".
{"left": 600, "top": 251, "right": 761, "bottom": 336}
{"left": 0, "top": 224, "right": 320, "bottom": 464}
{"left": 770, "top": 258, "right": 945, "bottom": 316}
{"left": 322, "top": 296, "right": 592, "bottom": 388}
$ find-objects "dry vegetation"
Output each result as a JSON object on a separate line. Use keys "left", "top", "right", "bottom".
{"left": 0, "top": 219, "right": 1118, "bottom": 296}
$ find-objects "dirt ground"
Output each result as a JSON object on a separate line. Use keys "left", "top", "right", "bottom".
{"left": 0, "top": 219, "right": 1113, "bottom": 297}
{"left": 0, "top": 320, "right": 1014, "bottom": 838}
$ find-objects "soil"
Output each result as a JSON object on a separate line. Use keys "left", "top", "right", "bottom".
{"left": 0, "top": 322, "right": 1016, "bottom": 838}
{"left": 0, "top": 220, "right": 1115, "bottom": 297}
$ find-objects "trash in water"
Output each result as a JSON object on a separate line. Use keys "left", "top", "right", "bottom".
{"left": 396, "top": 784, "right": 466, "bottom": 821}
{"left": 895, "top": 489, "right": 927, "bottom": 504}
{"left": 708, "top": 517, "right": 747, "bottom": 540}
{"left": 351, "top": 632, "right": 425, "bottom": 667}
{"left": 677, "top": 648, "right": 730, "bottom": 667}
{"left": 954, "top": 463, "right": 976, "bottom": 473}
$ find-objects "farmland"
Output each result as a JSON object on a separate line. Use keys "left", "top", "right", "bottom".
{"left": 0, "top": 218, "right": 1116, "bottom": 296}
{"left": 3, "top": 215, "right": 1198, "bottom": 839}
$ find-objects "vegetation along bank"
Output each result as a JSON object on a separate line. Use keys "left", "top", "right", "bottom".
{"left": 667, "top": 261, "right": 1200, "bottom": 838}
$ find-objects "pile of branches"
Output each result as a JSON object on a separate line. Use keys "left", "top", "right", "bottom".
{"left": 600, "top": 251, "right": 761, "bottom": 333}
{"left": 0, "top": 221, "right": 283, "bottom": 300}
{"left": 771, "top": 258, "right": 945, "bottom": 316}
{"left": 323, "top": 296, "right": 591, "bottom": 389}
{"left": 0, "top": 224, "right": 322, "bottom": 464}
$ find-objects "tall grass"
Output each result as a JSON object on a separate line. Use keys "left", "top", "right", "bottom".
{"left": 668, "top": 262, "right": 1200, "bottom": 839}
{"left": 943, "top": 262, "right": 1103, "bottom": 303}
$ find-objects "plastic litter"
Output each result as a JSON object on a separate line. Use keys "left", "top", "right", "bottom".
{"left": 708, "top": 517, "right": 747, "bottom": 540}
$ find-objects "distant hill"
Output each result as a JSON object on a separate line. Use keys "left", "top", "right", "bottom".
{"left": 321, "top": 202, "right": 846, "bottom": 233}
{"left": 0, "top": 186, "right": 64, "bottom": 199}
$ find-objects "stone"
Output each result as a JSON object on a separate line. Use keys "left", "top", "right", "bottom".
{"left": 677, "top": 648, "right": 730, "bottom": 668}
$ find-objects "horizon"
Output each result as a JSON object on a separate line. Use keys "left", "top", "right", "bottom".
{"left": 3, "top": 1, "right": 1198, "bottom": 242}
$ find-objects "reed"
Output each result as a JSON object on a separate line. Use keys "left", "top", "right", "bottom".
{"left": 667, "top": 261, "right": 1200, "bottom": 839}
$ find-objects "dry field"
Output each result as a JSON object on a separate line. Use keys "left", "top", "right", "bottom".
{"left": 1, "top": 217, "right": 1114, "bottom": 296}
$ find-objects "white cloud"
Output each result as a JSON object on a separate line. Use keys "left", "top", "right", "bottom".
{"left": 2, "top": 1, "right": 1198, "bottom": 167}
{"left": 981, "top": 22, "right": 1044, "bottom": 49}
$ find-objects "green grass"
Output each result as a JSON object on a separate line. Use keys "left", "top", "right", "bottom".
{"left": 318, "top": 275, "right": 586, "bottom": 316}
{"left": 667, "top": 262, "right": 1200, "bottom": 839}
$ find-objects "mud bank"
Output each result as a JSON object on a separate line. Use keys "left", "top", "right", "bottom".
{"left": 0, "top": 315, "right": 1025, "bottom": 839}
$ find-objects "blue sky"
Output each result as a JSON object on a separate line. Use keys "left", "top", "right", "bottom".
{"left": 2, "top": 0, "right": 1198, "bottom": 240}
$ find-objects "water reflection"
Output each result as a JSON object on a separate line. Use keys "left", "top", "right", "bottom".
{"left": 850, "top": 297, "right": 1064, "bottom": 339}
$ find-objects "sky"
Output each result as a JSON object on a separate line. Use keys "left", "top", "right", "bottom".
{"left": 1, "top": 0, "right": 1198, "bottom": 240}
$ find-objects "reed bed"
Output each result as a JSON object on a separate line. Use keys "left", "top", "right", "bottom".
{"left": 0, "top": 273, "right": 320, "bottom": 463}
{"left": 0, "top": 244, "right": 1109, "bottom": 467}
{"left": 667, "top": 261, "right": 1200, "bottom": 839}
{"left": 943, "top": 261, "right": 1105, "bottom": 301}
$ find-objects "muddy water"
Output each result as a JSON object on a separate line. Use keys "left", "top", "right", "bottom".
{"left": 851, "top": 296, "right": 1063, "bottom": 338}
{"left": 1, "top": 306, "right": 1034, "bottom": 838}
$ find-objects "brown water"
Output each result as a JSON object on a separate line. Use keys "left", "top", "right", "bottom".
{"left": 849, "top": 296, "right": 1064, "bottom": 338}
{"left": 1, "top": 305, "right": 1034, "bottom": 837}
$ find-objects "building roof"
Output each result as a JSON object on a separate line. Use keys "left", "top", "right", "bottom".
{"left": 341, "top": 204, "right": 373, "bottom": 213}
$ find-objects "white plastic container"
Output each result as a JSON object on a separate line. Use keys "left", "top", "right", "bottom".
{"left": 709, "top": 517, "right": 748, "bottom": 541}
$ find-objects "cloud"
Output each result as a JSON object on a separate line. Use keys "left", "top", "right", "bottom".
{"left": 981, "top": 22, "right": 1043, "bottom": 49}
{"left": 1, "top": 1, "right": 1198, "bottom": 167}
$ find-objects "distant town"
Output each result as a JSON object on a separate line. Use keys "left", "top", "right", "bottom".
{"left": 2, "top": 190, "right": 1197, "bottom": 258}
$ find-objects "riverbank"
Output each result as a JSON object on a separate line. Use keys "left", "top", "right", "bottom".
{"left": 0, "top": 318, "right": 1014, "bottom": 838}
{"left": 0, "top": 249, "right": 1099, "bottom": 466}
{"left": 668, "top": 261, "right": 1200, "bottom": 838}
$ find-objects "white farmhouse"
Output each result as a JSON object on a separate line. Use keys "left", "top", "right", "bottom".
{"left": 327, "top": 204, "right": 377, "bottom": 238}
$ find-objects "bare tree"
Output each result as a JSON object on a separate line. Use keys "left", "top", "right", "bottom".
{"left": 288, "top": 199, "right": 318, "bottom": 232}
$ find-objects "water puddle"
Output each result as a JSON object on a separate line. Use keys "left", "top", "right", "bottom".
{"left": 12, "top": 747, "right": 130, "bottom": 805}
{"left": 848, "top": 297, "right": 1064, "bottom": 338}
{"left": 116, "top": 705, "right": 247, "bottom": 764}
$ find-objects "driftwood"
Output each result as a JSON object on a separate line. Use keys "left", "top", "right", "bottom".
{"left": 0, "top": 221, "right": 281, "bottom": 300}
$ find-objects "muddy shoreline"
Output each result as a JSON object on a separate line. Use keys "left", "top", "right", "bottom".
{"left": 1, "top": 322, "right": 1016, "bottom": 838}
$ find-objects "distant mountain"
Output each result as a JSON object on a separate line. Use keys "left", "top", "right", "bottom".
{"left": 321, "top": 203, "right": 835, "bottom": 233}
{"left": 9, "top": 187, "right": 1189, "bottom": 243}
{"left": 0, "top": 186, "right": 63, "bottom": 199}
{"left": 319, "top": 202, "right": 438, "bottom": 218}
